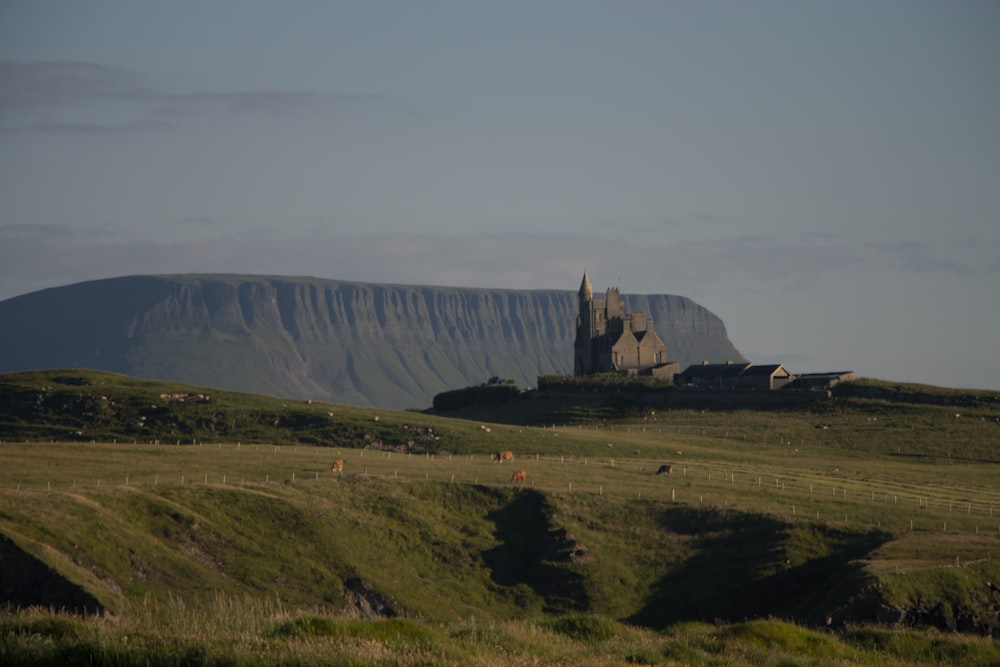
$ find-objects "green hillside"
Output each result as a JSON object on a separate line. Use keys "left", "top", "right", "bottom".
{"left": 2, "top": 369, "right": 1000, "bottom": 665}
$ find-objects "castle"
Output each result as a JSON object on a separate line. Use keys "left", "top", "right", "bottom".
{"left": 572, "top": 272, "right": 853, "bottom": 394}
{"left": 573, "top": 272, "right": 675, "bottom": 377}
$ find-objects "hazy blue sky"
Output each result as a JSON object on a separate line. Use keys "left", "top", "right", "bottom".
{"left": 2, "top": 1, "right": 998, "bottom": 389}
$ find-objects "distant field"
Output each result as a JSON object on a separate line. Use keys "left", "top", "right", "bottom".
{"left": 4, "top": 423, "right": 999, "bottom": 564}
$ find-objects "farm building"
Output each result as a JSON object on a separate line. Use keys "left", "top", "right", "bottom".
{"left": 740, "top": 364, "right": 794, "bottom": 391}
{"left": 783, "top": 371, "right": 855, "bottom": 391}
{"left": 674, "top": 361, "right": 752, "bottom": 390}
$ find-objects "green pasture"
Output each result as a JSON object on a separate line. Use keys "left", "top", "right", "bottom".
{"left": 2, "top": 369, "right": 1000, "bottom": 665}
{"left": 2, "top": 417, "right": 998, "bottom": 618}
{"left": 5, "top": 406, "right": 998, "bottom": 547}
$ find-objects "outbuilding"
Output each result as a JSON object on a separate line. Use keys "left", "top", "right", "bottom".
{"left": 739, "top": 364, "right": 794, "bottom": 391}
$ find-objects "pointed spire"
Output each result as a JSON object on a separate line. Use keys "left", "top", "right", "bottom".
{"left": 579, "top": 271, "right": 593, "bottom": 300}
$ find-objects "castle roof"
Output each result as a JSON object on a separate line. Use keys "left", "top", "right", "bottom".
{"left": 579, "top": 272, "right": 593, "bottom": 299}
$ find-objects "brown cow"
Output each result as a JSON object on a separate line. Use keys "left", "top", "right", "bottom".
{"left": 656, "top": 464, "right": 673, "bottom": 476}
{"left": 331, "top": 459, "right": 344, "bottom": 473}
{"left": 511, "top": 469, "right": 527, "bottom": 483}
{"left": 493, "top": 450, "right": 514, "bottom": 463}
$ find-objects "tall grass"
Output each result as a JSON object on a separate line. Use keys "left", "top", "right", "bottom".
{"left": 4, "top": 603, "right": 1000, "bottom": 666}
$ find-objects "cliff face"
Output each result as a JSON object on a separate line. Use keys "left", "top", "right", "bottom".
{"left": 0, "top": 275, "right": 744, "bottom": 409}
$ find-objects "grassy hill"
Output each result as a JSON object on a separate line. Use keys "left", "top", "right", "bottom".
{"left": 2, "top": 369, "right": 1000, "bottom": 665}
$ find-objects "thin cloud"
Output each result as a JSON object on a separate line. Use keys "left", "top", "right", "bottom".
{"left": 0, "top": 60, "right": 144, "bottom": 109}
{"left": 866, "top": 239, "right": 998, "bottom": 276}
{"left": 149, "top": 90, "right": 336, "bottom": 117}
{"left": 663, "top": 233, "right": 999, "bottom": 287}
{"left": 0, "top": 60, "right": 385, "bottom": 133}
{"left": 2, "top": 228, "right": 995, "bottom": 303}
{"left": 0, "top": 223, "right": 81, "bottom": 240}
{"left": 20, "top": 119, "right": 176, "bottom": 134}
{"left": 659, "top": 235, "right": 863, "bottom": 287}
{"left": 173, "top": 216, "right": 227, "bottom": 228}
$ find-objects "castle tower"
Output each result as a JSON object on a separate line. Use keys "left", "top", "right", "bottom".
{"left": 579, "top": 271, "right": 592, "bottom": 302}
{"left": 574, "top": 272, "right": 594, "bottom": 375}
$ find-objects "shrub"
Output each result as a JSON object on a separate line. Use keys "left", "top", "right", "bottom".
{"left": 537, "top": 374, "right": 672, "bottom": 394}
{"left": 432, "top": 380, "right": 520, "bottom": 411}
{"left": 547, "top": 614, "right": 619, "bottom": 643}
{"left": 272, "top": 616, "right": 436, "bottom": 645}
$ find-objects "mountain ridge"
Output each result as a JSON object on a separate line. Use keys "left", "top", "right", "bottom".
{"left": 0, "top": 274, "right": 745, "bottom": 409}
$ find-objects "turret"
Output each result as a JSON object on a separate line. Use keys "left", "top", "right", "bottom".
{"left": 575, "top": 272, "right": 594, "bottom": 375}
{"left": 579, "top": 272, "right": 593, "bottom": 302}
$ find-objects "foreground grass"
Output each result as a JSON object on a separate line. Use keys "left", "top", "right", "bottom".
{"left": 4, "top": 599, "right": 1000, "bottom": 667}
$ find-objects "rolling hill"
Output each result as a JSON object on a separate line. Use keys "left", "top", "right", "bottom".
{"left": 0, "top": 274, "right": 744, "bottom": 409}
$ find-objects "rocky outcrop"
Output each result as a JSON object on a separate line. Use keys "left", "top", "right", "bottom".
{"left": 0, "top": 275, "right": 744, "bottom": 409}
{"left": 343, "top": 576, "right": 396, "bottom": 619}
{"left": 831, "top": 583, "right": 1000, "bottom": 637}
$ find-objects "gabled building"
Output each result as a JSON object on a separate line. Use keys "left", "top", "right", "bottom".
{"left": 574, "top": 272, "right": 670, "bottom": 376}
{"left": 739, "top": 364, "right": 793, "bottom": 391}
{"left": 674, "top": 361, "right": 751, "bottom": 390}
{"left": 784, "top": 371, "right": 855, "bottom": 391}
{"left": 675, "top": 361, "right": 805, "bottom": 391}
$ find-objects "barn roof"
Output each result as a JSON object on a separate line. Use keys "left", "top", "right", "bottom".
{"left": 678, "top": 362, "right": 750, "bottom": 378}
{"left": 741, "top": 364, "right": 789, "bottom": 377}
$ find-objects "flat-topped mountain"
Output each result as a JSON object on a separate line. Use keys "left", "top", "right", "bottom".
{"left": 0, "top": 275, "right": 744, "bottom": 408}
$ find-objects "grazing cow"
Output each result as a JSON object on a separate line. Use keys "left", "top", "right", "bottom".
{"left": 493, "top": 450, "right": 514, "bottom": 463}
{"left": 656, "top": 464, "right": 673, "bottom": 476}
{"left": 331, "top": 459, "right": 344, "bottom": 473}
{"left": 511, "top": 469, "right": 527, "bottom": 484}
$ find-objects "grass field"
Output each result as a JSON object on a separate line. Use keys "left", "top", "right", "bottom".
{"left": 2, "top": 370, "right": 1000, "bottom": 665}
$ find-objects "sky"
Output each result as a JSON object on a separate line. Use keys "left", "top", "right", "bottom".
{"left": 1, "top": 1, "right": 998, "bottom": 390}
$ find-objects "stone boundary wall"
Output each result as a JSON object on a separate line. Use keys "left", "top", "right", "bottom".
{"left": 663, "top": 389, "right": 828, "bottom": 409}
{"left": 536, "top": 388, "right": 827, "bottom": 410}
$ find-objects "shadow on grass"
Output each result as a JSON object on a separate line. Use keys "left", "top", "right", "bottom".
{"left": 483, "top": 489, "right": 589, "bottom": 613}
{"left": 0, "top": 534, "right": 105, "bottom": 615}
{"left": 629, "top": 507, "right": 892, "bottom": 629}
